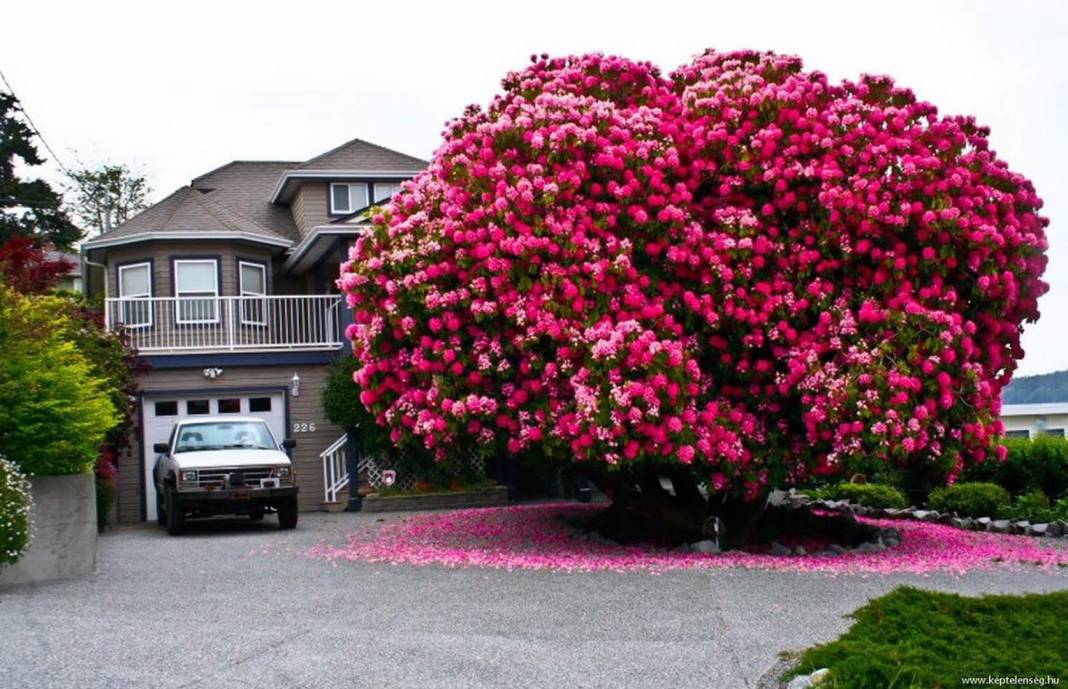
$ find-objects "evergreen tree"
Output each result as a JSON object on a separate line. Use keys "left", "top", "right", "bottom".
{"left": 0, "top": 91, "right": 81, "bottom": 250}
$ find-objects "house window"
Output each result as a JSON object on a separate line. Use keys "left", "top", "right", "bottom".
{"left": 1005, "top": 430, "right": 1031, "bottom": 439}
{"left": 249, "top": 397, "right": 272, "bottom": 412}
{"left": 118, "top": 262, "right": 152, "bottom": 327}
{"left": 330, "top": 183, "right": 369, "bottom": 214}
{"left": 186, "top": 400, "right": 210, "bottom": 415}
{"left": 239, "top": 261, "right": 267, "bottom": 325}
{"left": 217, "top": 398, "right": 241, "bottom": 414}
{"left": 174, "top": 259, "right": 219, "bottom": 323}
{"left": 1041, "top": 428, "right": 1065, "bottom": 438}
{"left": 154, "top": 401, "right": 178, "bottom": 416}
{"left": 373, "top": 183, "right": 403, "bottom": 203}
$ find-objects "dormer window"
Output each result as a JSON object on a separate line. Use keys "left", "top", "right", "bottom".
{"left": 330, "top": 183, "right": 368, "bottom": 214}
{"left": 373, "top": 182, "right": 404, "bottom": 203}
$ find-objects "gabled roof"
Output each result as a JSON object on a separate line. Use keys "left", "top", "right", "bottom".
{"left": 297, "top": 136, "right": 426, "bottom": 171}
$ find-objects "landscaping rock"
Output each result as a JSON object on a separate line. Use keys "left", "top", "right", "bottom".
{"left": 855, "top": 541, "right": 885, "bottom": 554}
{"left": 912, "top": 510, "right": 940, "bottom": 522}
{"left": 977, "top": 517, "right": 992, "bottom": 529}
{"left": 1012, "top": 520, "right": 1031, "bottom": 535}
{"left": 671, "top": 543, "right": 692, "bottom": 553}
{"left": 1047, "top": 521, "right": 1064, "bottom": 538}
{"left": 690, "top": 539, "right": 720, "bottom": 554}
{"left": 829, "top": 544, "right": 848, "bottom": 555}
{"left": 1029, "top": 524, "right": 1048, "bottom": 537}
{"left": 810, "top": 668, "right": 832, "bottom": 686}
{"left": 938, "top": 512, "right": 956, "bottom": 525}
{"left": 951, "top": 517, "right": 975, "bottom": 530}
{"left": 868, "top": 507, "right": 886, "bottom": 518}
{"left": 786, "top": 675, "right": 813, "bottom": 689}
{"left": 767, "top": 490, "right": 789, "bottom": 507}
{"left": 990, "top": 520, "right": 1012, "bottom": 533}
{"left": 770, "top": 541, "right": 792, "bottom": 557}
{"left": 794, "top": 545, "right": 807, "bottom": 556}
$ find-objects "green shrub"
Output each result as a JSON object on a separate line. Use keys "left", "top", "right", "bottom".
{"left": 832, "top": 483, "right": 908, "bottom": 509}
{"left": 999, "top": 490, "right": 1055, "bottom": 523}
{"left": 95, "top": 477, "right": 116, "bottom": 531}
{"left": 0, "top": 285, "right": 119, "bottom": 475}
{"left": 927, "top": 482, "right": 1010, "bottom": 518}
{"left": 322, "top": 354, "right": 392, "bottom": 457}
{"left": 0, "top": 456, "right": 32, "bottom": 566}
{"left": 961, "top": 436, "right": 1068, "bottom": 499}
{"left": 788, "top": 587, "right": 1068, "bottom": 688}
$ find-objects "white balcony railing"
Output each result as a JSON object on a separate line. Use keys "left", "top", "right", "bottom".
{"left": 105, "top": 295, "right": 344, "bottom": 353}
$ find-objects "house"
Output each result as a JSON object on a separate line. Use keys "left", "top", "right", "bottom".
{"left": 45, "top": 250, "right": 83, "bottom": 292}
{"left": 1000, "top": 403, "right": 1068, "bottom": 440}
{"left": 81, "top": 137, "right": 426, "bottom": 523}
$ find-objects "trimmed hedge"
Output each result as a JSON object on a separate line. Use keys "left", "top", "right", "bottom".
{"left": 0, "top": 456, "right": 32, "bottom": 566}
{"left": 928, "top": 482, "right": 1010, "bottom": 518}
{"left": 960, "top": 436, "right": 1068, "bottom": 499}
{"left": 805, "top": 483, "right": 908, "bottom": 509}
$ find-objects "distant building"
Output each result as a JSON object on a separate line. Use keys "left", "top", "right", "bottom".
{"left": 1000, "top": 403, "right": 1068, "bottom": 439}
{"left": 45, "top": 250, "right": 83, "bottom": 292}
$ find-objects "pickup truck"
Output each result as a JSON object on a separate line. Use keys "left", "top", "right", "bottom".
{"left": 153, "top": 417, "right": 298, "bottom": 535}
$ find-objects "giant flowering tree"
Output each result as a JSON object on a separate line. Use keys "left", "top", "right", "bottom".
{"left": 339, "top": 51, "right": 1048, "bottom": 542}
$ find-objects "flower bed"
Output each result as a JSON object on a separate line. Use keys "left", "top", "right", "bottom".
{"left": 310, "top": 503, "right": 1068, "bottom": 575}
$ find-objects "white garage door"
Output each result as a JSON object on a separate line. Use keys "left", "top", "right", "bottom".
{"left": 142, "top": 392, "right": 286, "bottom": 521}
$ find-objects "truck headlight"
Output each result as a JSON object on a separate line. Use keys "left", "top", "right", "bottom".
{"left": 276, "top": 466, "right": 290, "bottom": 478}
{"left": 179, "top": 470, "right": 198, "bottom": 483}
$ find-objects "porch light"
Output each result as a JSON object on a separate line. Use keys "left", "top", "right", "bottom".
{"left": 291, "top": 372, "right": 301, "bottom": 397}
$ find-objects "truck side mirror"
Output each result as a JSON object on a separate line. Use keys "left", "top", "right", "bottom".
{"left": 153, "top": 442, "right": 170, "bottom": 454}
{"left": 282, "top": 438, "right": 296, "bottom": 450}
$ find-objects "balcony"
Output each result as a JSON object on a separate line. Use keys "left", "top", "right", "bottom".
{"left": 105, "top": 295, "right": 344, "bottom": 354}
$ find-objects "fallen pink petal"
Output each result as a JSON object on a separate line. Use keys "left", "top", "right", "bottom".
{"left": 309, "top": 503, "right": 1068, "bottom": 575}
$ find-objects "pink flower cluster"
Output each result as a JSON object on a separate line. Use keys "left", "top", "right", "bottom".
{"left": 309, "top": 504, "right": 1068, "bottom": 575}
{"left": 338, "top": 51, "right": 1048, "bottom": 494}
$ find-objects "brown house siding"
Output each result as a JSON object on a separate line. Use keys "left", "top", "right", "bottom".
{"left": 107, "top": 240, "right": 277, "bottom": 298}
{"left": 291, "top": 182, "right": 331, "bottom": 238}
{"left": 117, "top": 362, "right": 343, "bottom": 523}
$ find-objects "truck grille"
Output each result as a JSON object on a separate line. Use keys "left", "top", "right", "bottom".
{"left": 195, "top": 466, "right": 282, "bottom": 489}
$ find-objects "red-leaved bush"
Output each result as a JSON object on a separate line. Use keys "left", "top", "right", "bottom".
{"left": 338, "top": 51, "right": 1048, "bottom": 500}
{"left": 0, "top": 236, "right": 74, "bottom": 294}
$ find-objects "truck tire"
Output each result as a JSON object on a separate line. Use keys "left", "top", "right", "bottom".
{"left": 165, "top": 487, "right": 186, "bottom": 535}
{"left": 277, "top": 497, "right": 298, "bottom": 530}
{"left": 249, "top": 506, "right": 264, "bottom": 521}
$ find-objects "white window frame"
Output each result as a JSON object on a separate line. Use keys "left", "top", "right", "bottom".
{"left": 174, "top": 259, "right": 220, "bottom": 325}
{"left": 117, "top": 262, "right": 153, "bottom": 328}
{"left": 238, "top": 260, "right": 268, "bottom": 326}
{"left": 373, "top": 182, "right": 403, "bottom": 203}
{"left": 329, "top": 182, "right": 369, "bottom": 215}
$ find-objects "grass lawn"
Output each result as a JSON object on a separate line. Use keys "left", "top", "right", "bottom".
{"left": 787, "top": 586, "right": 1068, "bottom": 688}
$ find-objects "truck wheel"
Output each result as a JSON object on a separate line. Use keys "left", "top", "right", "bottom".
{"left": 165, "top": 488, "right": 186, "bottom": 535}
{"left": 277, "top": 498, "right": 298, "bottom": 530}
{"left": 156, "top": 490, "right": 166, "bottom": 527}
{"left": 249, "top": 506, "right": 264, "bottom": 521}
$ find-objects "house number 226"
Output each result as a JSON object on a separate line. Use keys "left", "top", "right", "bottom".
{"left": 293, "top": 422, "right": 317, "bottom": 433}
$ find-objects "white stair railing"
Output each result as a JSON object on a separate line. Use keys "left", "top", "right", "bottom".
{"left": 321, "top": 433, "right": 349, "bottom": 503}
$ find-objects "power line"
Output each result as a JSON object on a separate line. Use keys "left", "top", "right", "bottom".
{"left": 0, "top": 67, "right": 113, "bottom": 231}
{"left": 0, "top": 68, "right": 76, "bottom": 179}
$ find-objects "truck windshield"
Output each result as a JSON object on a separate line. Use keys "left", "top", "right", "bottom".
{"left": 175, "top": 421, "right": 277, "bottom": 452}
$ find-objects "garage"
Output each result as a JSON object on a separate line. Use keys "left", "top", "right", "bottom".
{"left": 141, "top": 391, "right": 287, "bottom": 520}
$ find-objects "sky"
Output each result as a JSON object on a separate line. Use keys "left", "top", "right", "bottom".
{"left": 2, "top": 0, "right": 1065, "bottom": 375}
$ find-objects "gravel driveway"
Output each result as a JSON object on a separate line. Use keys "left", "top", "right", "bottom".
{"left": 2, "top": 510, "right": 1068, "bottom": 689}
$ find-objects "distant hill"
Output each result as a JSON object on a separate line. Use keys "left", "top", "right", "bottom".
{"left": 1002, "top": 370, "right": 1068, "bottom": 404}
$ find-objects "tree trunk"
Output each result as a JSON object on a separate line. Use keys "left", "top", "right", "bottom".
{"left": 587, "top": 467, "right": 767, "bottom": 549}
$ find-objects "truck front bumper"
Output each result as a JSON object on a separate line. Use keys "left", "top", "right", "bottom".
{"left": 176, "top": 486, "right": 298, "bottom": 504}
